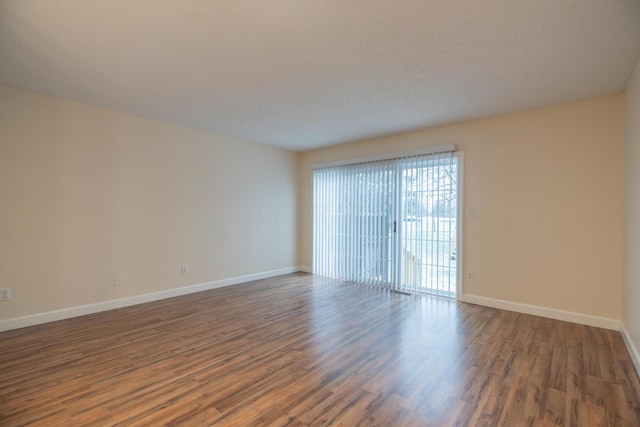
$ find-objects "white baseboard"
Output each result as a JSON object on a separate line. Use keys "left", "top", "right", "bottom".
{"left": 0, "top": 267, "right": 302, "bottom": 333}
{"left": 298, "top": 265, "right": 312, "bottom": 273}
{"left": 621, "top": 322, "right": 640, "bottom": 376}
{"left": 461, "top": 294, "right": 620, "bottom": 331}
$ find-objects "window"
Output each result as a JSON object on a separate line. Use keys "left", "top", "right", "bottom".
{"left": 313, "top": 146, "right": 461, "bottom": 298}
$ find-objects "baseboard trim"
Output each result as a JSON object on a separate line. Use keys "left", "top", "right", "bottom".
{"left": 621, "top": 322, "right": 640, "bottom": 376}
{"left": 298, "top": 265, "right": 312, "bottom": 273}
{"left": 0, "top": 267, "right": 302, "bottom": 333}
{"left": 460, "top": 294, "right": 620, "bottom": 331}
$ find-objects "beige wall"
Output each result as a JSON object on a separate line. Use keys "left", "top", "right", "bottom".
{"left": 0, "top": 84, "right": 297, "bottom": 320}
{"left": 624, "top": 56, "right": 640, "bottom": 357}
{"left": 0, "top": 83, "right": 627, "bottom": 326}
{"left": 298, "top": 95, "right": 624, "bottom": 319}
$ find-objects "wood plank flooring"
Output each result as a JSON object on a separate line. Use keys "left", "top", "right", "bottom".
{"left": 1, "top": 273, "right": 639, "bottom": 426}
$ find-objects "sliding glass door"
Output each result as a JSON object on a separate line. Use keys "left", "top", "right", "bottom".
{"left": 313, "top": 160, "right": 396, "bottom": 286}
{"left": 396, "top": 154, "right": 458, "bottom": 296}
{"left": 313, "top": 149, "right": 459, "bottom": 298}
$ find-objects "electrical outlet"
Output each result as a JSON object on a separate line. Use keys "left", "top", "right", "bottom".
{"left": 466, "top": 272, "right": 474, "bottom": 281}
{"left": 114, "top": 275, "right": 123, "bottom": 286}
{"left": 181, "top": 264, "right": 189, "bottom": 275}
{"left": 0, "top": 288, "right": 11, "bottom": 301}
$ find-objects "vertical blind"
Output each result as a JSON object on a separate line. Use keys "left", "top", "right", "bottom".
{"left": 312, "top": 148, "right": 458, "bottom": 297}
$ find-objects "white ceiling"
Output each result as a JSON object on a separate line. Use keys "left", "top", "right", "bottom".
{"left": 1, "top": 1, "right": 640, "bottom": 151}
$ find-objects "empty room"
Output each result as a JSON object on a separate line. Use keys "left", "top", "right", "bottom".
{"left": 2, "top": 1, "right": 640, "bottom": 426}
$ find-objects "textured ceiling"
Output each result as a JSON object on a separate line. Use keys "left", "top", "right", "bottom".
{"left": 1, "top": 1, "right": 640, "bottom": 151}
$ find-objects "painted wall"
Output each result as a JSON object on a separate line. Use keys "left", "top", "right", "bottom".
{"left": 623, "top": 56, "right": 640, "bottom": 365}
{"left": 0, "top": 84, "right": 297, "bottom": 321}
{"left": 298, "top": 95, "right": 624, "bottom": 321}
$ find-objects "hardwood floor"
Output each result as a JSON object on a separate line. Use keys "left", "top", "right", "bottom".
{"left": 1, "top": 273, "right": 639, "bottom": 426}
